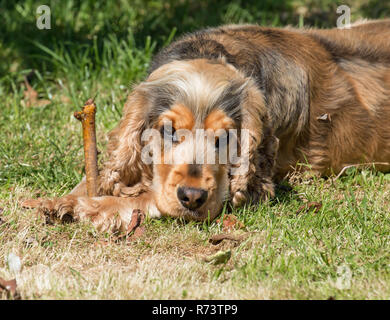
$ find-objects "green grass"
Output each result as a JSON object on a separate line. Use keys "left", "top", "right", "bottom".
{"left": 1, "top": 0, "right": 390, "bottom": 300}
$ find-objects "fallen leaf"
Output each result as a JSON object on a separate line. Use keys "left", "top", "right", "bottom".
{"left": 22, "top": 77, "right": 51, "bottom": 107}
{"left": 203, "top": 250, "right": 231, "bottom": 265}
{"left": 21, "top": 198, "right": 42, "bottom": 209}
{"left": 216, "top": 214, "right": 245, "bottom": 232}
{"left": 296, "top": 201, "right": 323, "bottom": 215}
{"left": 0, "top": 277, "right": 20, "bottom": 299}
{"left": 114, "top": 209, "right": 146, "bottom": 242}
{"left": 209, "top": 233, "right": 245, "bottom": 245}
{"left": 129, "top": 225, "right": 145, "bottom": 241}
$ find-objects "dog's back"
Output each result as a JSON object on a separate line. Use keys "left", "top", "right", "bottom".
{"left": 151, "top": 21, "right": 390, "bottom": 175}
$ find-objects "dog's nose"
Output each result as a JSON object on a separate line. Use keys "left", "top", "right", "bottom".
{"left": 177, "top": 187, "right": 208, "bottom": 210}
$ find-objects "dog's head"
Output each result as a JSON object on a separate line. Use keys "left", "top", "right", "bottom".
{"left": 102, "top": 58, "right": 278, "bottom": 221}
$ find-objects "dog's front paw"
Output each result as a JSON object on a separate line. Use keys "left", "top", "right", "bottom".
{"left": 231, "top": 179, "right": 275, "bottom": 208}
{"left": 38, "top": 195, "right": 79, "bottom": 224}
{"left": 257, "top": 179, "right": 275, "bottom": 201}
{"left": 231, "top": 190, "right": 248, "bottom": 207}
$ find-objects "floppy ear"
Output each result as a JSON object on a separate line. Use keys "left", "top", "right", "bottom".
{"left": 98, "top": 87, "right": 152, "bottom": 196}
{"left": 229, "top": 83, "right": 279, "bottom": 207}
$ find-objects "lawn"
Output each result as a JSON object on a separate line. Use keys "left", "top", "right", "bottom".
{"left": 1, "top": 0, "right": 390, "bottom": 300}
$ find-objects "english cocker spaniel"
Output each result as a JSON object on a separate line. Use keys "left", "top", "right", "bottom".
{"left": 38, "top": 20, "right": 390, "bottom": 232}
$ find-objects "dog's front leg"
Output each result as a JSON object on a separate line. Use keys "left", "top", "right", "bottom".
{"left": 39, "top": 192, "right": 158, "bottom": 233}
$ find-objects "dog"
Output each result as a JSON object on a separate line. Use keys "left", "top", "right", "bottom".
{"left": 38, "top": 20, "right": 390, "bottom": 232}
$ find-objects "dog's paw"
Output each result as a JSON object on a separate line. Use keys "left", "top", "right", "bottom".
{"left": 258, "top": 179, "right": 275, "bottom": 201}
{"left": 231, "top": 179, "right": 275, "bottom": 208}
{"left": 38, "top": 195, "right": 79, "bottom": 224}
{"left": 231, "top": 190, "right": 247, "bottom": 207}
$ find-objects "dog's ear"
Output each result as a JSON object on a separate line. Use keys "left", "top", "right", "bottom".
{"left": 229, "top": 83, "right": 279, "bottom": 207}
{"left": 98, "top": 88, "right": 152, "bottom": 196}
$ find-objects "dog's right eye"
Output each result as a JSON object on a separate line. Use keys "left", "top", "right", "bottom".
{"left": 160, "top": 125, "right": 178, "bottom": 143}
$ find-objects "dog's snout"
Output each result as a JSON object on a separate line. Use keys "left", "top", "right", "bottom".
{"left": 177, "top": 186, "right": 208, "bottom": 210}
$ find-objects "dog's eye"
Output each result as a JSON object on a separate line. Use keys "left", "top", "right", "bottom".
{"left": 215, "top": 135, "right": 229, "bottom": 149}
{"left": 160, "top": 125, "right": 178, "bottom": 143}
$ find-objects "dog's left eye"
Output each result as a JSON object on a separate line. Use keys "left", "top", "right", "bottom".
{"left": 215, "top": 135, "right": 229, "bottom": 149}
{"left": 160, "top": 125, "right": 179, "bottom": 143}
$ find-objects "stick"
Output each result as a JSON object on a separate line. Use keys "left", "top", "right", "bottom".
{"left": 334, "top": 162, "right": 390, "bottom": 180}
{"left": 74, "top": 99, "right": 99, "bottom": 197}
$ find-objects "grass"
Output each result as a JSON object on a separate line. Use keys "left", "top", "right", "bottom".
{"left": 1, "top": 0, "right": 390, "bottom": 300}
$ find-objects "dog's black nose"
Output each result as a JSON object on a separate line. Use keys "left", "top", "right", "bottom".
{"left": 177, "top": 187, "right": 208, "bottom": 210}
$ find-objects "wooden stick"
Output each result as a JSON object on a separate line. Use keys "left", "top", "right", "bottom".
{"left": 334, "top": 162, "right": 390, "bottom": 180}
{"left": 74, "top": 99, "right": 98, "bottom": 197}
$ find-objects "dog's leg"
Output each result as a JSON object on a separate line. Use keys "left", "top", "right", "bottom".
{"left": 39, "top": 192, "right": 158, "bottom": 233}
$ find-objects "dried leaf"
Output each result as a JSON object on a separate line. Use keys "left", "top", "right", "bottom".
{"left": 0, "top": 277, "right": 20, "bottom": 299}
{"left": 296, "top": 201, "right": 322, "bottom": 215}
{"left": 114, "top": 209, "right": 146, "bottom": 242}
{"left": 127, "top": 209, "right": 144, "bottom": 233}
{"left": 216, "top": 214, "right": 245, "bottom": 232}
{"left": 209, "top": 233, "right": 245, "bottom": 245}
{"left": 128, "top": 225, "right": 145, "bottom": 241}
{"left": 22, "top": 77, "right": 51, "bottom": 107}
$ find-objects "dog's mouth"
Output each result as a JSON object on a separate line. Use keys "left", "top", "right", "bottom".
{"left": 179, "top": 203, "right": 220, "bottom": 221}
{"left": 182, "top": 208, "right": 205, "bottom": 220}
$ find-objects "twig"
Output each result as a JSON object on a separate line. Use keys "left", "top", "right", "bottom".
{"left": 74, "top": 99, "right": 99, "bottom": 197}
{"left": 334, "top": 162, "right": 390, "bottom": 180}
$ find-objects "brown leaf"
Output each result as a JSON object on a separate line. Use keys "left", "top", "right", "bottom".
{"left": 21, "top": 198, "right": 42, "bottom": 209}
{"left": 127, "top": 209, "right": 144, "bottom": 233}
{"left": 22, "top": 77, "right": 51, "bottom": 107}
{"left": 128, "top": 225, "right": 145, "bottom": 241}
{"left": 0, "top": 277, "right": 20, "bottom": 299}
{"left": 114, "top": 209, "right": 146, "bottom": 242}
{"left": 296, "top": 201, "right": 323, "bottom": 215}
{"left": 209, "top": 233, "right": 245, "bottom": 245}
{"left": 216, "top": 214, "right": 245, "bottom": 232}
